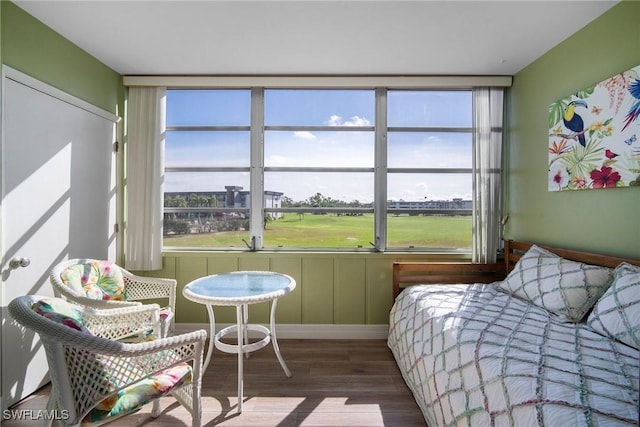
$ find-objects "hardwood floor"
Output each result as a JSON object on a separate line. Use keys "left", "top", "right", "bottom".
{"left": 4, "top": 339, "right": 426, "bottom": 427}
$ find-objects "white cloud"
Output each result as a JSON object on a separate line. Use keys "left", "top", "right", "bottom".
{"left": 344, "top": 115, "right": 371, "bottom": 126}
{"left": 294, "top": 131, "right": 316, "bottom": 139}
{"left": 326, "top": 114, "right": 343, "bottom": 126}
{"left": 326, "top": 114, "right": 371, "bottom": 127}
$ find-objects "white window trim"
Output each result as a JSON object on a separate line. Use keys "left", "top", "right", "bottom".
{"left": 161, "top": 86, "right": 495, "bottom": 253}
{"left": 124, "top": 75, "right": 512, "bottom": 88}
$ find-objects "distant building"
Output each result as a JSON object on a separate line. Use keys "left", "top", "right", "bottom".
{"left": 165, "top": 186, "right": 284, "bottom": 218}
{"left": 166, "top": 187, "right": 468, "bottom": 215}
{"left": 388, "top": 198, "right": 472, "bottom": 211}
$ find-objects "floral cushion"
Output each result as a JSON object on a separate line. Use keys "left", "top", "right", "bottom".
{"left": 498, "top": 245, "right": 614, "bottom": 322}
{"left": 587, "top": 262, "right": 640, "bottom": 350}
{"left": 83, "top": 363, "right": 193, "bottom": 423}
{"left": 61, "top": 261, "right": 126, "bottom": 301}
{"left": 31, "top": 298, "right": 90, "bottom": 333}
{"left": 159, "top": 307, "right": 173, "bottom": 321}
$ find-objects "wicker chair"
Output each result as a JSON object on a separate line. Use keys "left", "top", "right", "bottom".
{"left": 8, "top": 295, "right": 206, "bottom": 427}
{"left": 50, "top": 259, "right": 176, "bottom": 337}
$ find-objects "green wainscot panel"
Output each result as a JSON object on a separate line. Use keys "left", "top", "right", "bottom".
{"left": 301, "top": 258, "right": 334, "bottom": 324}
{"left": 334, "top": 258, "right": 366, "bottom": 324}
{"left": 133, "top": 256, "right": 177, "bottom": 280}
{"left": 366, "top": 257, "right": 394, "bottom": 324}
{"left": 175, "top": 256, "right": 209, "bottom": 323}
{"left": 270, "top": 257, "right": 302, "bottom": 324}
{"left": 207, "top": 257, "right": 239, "bottom": 274}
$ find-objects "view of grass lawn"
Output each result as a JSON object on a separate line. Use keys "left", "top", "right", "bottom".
{"left": 163, "top": 214, "right": 471, "bottom": 249}
{"left": 387, "top": 215, "right": 471, "bottom": 249}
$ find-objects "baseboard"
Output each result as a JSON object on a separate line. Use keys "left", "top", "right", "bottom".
{"left": 174, "top": 323, "right": 389, "bottom": 340}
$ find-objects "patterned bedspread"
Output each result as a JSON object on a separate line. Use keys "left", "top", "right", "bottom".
{"left": 388, "top": 284, "right": 639, "bottom": 427}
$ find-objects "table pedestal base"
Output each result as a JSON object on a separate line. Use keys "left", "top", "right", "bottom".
{"left": 204, "top": 301, "right": 291, "bottom": 413}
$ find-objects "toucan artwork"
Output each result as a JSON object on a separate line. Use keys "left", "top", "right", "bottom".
{"left": 548, "top": 63, "right": 640, "bottom": 192}
{"left": 562, "top": 100, "right": 588, "bottom": 146}
{"left": 622, "top": 78, "right": 640, "bottom": 131}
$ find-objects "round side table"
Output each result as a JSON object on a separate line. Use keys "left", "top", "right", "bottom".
{"left": 183, "top": 271, "right": 296, "bottom": 413}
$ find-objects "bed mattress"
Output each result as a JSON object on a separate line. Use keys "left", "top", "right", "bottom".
{"left": 388, "top": 284, "right": 639, "bottom": 426}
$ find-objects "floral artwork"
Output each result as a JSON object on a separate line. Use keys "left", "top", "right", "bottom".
{"left": 548, "top": 64, "right": 640, "bottom": 191}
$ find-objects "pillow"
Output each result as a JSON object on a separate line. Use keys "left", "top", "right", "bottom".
{"left": 84, "top": 363, "right": 193, "bottom": 423}
{"left": 498, "top": 245, "right": 613, "bottom": 322}
{"left": 587, "top": 262, "right": 640, "bottom": 350}
{"left": 61, "top": 260, "right": 126, "bottom": 301}
{"left": 32, "top": 297, "right": 90, "bottom": 333}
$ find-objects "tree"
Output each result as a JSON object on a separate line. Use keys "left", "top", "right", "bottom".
{"left": 307, "top": 192, "right": 323, "bottom": 207}
{"left": 188, "top": 193, "right": 200, "bottom": 207}
{"left": 281, "top": 195, "right": 295, "bottom": 207}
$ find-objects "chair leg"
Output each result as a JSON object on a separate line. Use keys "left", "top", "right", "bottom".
{"left": 44, "top": 394, "right": 55, "bottom": 427}
{"left": 151, "top": 399, "right": 162, "bottom": 418}
{"left": 192, "top": 383, "right": 202, "bottom": 427}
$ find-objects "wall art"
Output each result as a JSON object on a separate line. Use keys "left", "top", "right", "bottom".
{"left": 548, "top": 64, "right": 640, "bottom": 191}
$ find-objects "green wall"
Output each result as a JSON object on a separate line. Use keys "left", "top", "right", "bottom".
{"left": 1, "top": 1, "right": 123, "bottom": 115}
{"left": 505, "top": 1, "right": 640, "bottom": 259}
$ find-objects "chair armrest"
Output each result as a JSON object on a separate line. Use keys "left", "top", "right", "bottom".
{"left": 120, "top": 329, "right": 207, "bottom": 356}
{"left": 123, "top": 273, "right": 177, "bottom": 311}
{"left": 81, "top": 304, "right": 161, "bottom": 341}
{"left": 100, "top": 330, "right": 207, "bottom": 382}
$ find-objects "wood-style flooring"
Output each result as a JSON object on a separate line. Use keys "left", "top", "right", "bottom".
{"left": 4, "top": 339, "right": 427, "bottom": 427}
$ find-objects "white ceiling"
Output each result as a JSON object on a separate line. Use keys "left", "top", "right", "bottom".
{"left": 14, "top": 0, "right": 618, "bottom": 76}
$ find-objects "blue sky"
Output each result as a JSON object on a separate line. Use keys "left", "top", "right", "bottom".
{"left": 165, "top": 89, "right": 472, "bottom": 202}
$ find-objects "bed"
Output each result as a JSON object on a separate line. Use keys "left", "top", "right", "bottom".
{"left": 388, "top": 240, "right": 640, "bottom": 426}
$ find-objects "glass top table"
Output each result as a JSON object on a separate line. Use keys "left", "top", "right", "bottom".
{"left": 183, "top": 271, "right": 296, "bottom": 303}
{"left": 182, "top": 271, "right": 296, "bottom": 414}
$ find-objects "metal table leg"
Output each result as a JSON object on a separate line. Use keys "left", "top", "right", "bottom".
{"left": 270, "top": 298, "right": 292, "bottom": 377}
{"left": 236, "top": 304, "right": 244, "bottom": 413}
{"left": 203, "top": 304, "right": 216, "bottom": 371}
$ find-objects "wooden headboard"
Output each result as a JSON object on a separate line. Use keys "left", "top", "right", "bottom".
{"left": 392, "top": 239, "right": 640, "bottom": 299}
{"left": 503, "top": 240, "right": 640, "bottom": 271}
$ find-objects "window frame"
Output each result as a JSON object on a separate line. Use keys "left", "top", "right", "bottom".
{"left": 163, "top": 86, "right": 482, "bottom": 253}
{"left": 385, "top": 89, "right": 474, "bottom": 251}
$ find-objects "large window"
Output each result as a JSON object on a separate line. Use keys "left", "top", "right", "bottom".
{"left": 165, "top": 90, "right": 251, "bottom": 248}
{"left": 164, "top": 88, "right": 480, "bottom": 251}
{"left": 264, "top": 89, "right": 375, "bottom": 249}
{"left": 386, "top": 90, "right": 473, "bottom": 249}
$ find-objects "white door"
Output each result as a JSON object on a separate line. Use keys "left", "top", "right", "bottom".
{"left": 0, "top": 67, "right": 119, "bottom": 409}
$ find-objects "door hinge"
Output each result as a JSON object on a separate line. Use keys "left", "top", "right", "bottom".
{"left": 114, "top": 223, "right": 120, "bottom": 233}
{"left": 114, "top": 141, "right": 119, "bottom": 152}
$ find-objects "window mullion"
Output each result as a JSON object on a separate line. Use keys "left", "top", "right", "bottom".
{"left": 374, "top": 88, "right": 387, "bottom": 251}
{"left": 166, "top": 125, "right": 250, "bottom": 132}
{"left": 250, "top": 88, "right": 265, "bottom": 250}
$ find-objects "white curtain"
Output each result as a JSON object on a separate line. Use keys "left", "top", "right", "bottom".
{"left": 125, "top": 87, "right": 166, "bottom": 270}
{"left": 472, "top": 88, "right": 504, "bottom": 263}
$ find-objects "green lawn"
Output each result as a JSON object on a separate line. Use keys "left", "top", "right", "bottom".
{"left": 163, "top": 214, "right": 472, "bottom": 249}
{"left": 387, "top": 214, "right": 471, "bottom": 248}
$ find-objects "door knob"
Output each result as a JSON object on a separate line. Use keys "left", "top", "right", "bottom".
{"left": 9, "top": 257, "right": 31, "bottom": 269}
